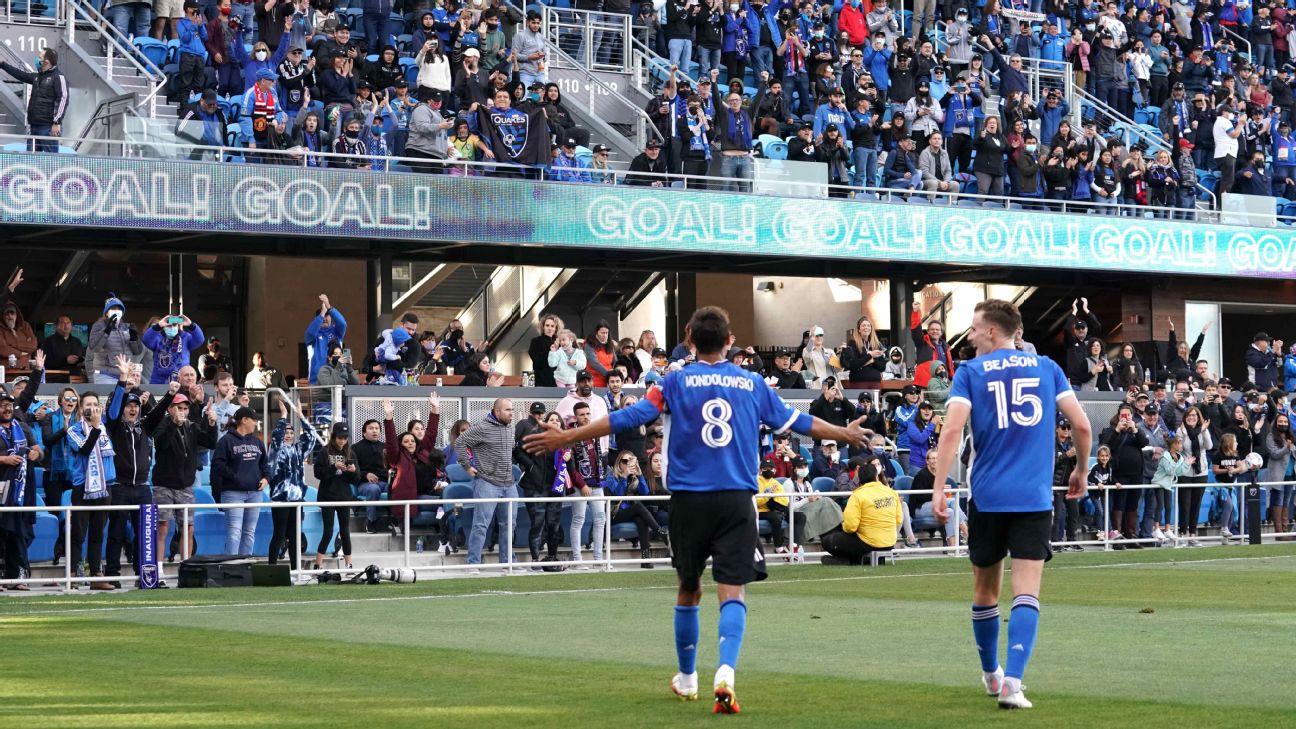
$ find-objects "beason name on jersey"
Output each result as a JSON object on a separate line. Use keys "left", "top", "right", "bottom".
{"left": 946, "top": 349, "right": 1075, "bottom": 513}
{"left": 608, "top": 360, "right": 814, "bottom": 493}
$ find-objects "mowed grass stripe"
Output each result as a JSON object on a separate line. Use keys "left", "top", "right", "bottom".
{"left": 0, "top": 616, "right": 1289, "bottom": 729}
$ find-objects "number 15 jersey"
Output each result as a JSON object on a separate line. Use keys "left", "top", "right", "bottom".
{"left": 946, "top": 349, "right": 1075, "bottom": 512}
{"left": 608, "top": 360, "right": 814, "bottom": 493}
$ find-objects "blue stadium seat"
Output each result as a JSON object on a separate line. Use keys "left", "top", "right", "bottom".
{"left": 30, "top": 513, "right": 58, "bottom": 562}
{"left": 442, "top": 482, "right": 475, "bottom": 546}
{"left": 166, "top": 38, "right": 181, "bottom": 64}
{"left": 446, "top": 463, "right": 472, "bottom": 483}
{"left": 889, "top": 459, "right": 903, "bottom": 477}
{"left": 133, "top": 37, "right": 168, "bottom": 68}
{"left": 765, "top": 140, "right": 788, "bottom": 160}
{"left": 404, "top": 64, "right": 419, "bottom": 87}
{"left": 811, "top": 476, "right": 835, "bottom": 493}
{"left": 893, "top": 474, "right": 913, "bottom": 495}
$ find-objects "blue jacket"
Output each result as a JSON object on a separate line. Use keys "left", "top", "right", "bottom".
{"left": 757, "top": 2, "right": 782, "bottom": 47}
{"left": 812, "top": 103, "right": 854, "bottom": 138}
{"left": 861, "top": 46, "right": 892, "bottom": 91}
{"left": 942, "top": 91, "right": 980, "bottom": 135}
{"left": 602, "top": 472, "right": 647, "bottom": 510}
{"left": 1038, "top": 98, "right": 1070, "bottom": 151}
{"left": 1284, "top": 354, "right": 1296, "bottom": 393}
{"left": 722, "top": 12, "right": 752, "bottom": 53}
{"left": 66, "top": 420, "right": 117, "bottom": 490}
{"left": 141, "top": 322, "right": 205, "bottom": 384}
{"left": 1038, "top": 31, "right": 1066, "bottom": 66}
{"left": 212, "top": 430, "right": 271, "bottom": 491}
{"left": 305, "top": 307, "right": 347, "bottom": 384}
{"left": 177, "top": 17, "right": 208, "bottom": 58}
{"left": 551, "top": 151, "right": 593, "bottom": 182}
{"left": 239, "top": 85, "right": 288, "bottom": 139}
{"left": 233, "top": 31, "right": 291, "bottom": 91}
{"left": 903, "top": 416, "right": 937, "bottom": 466}
{"left": 1274, "top": 131, "right": 1296, "bottom": 168}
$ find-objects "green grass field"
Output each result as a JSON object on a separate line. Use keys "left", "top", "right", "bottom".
{"left": 4, "top": 545, "right": 1296, "bottom": 728}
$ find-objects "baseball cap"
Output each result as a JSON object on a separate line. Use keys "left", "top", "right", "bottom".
{"left": 0, "top": 391, "right": 13, "bottom": 403}
{"left": 1136, "top": 391, "right": 1150, "bottom": 400}
{"left": 424, "top": 89, "right": 443, "bottom": 102}
{"left": 651, "top": 347, "right": 667, "bottom": 358}
{"left": 1056, "top": 416, "right": 1071, "bottom": 428}
{"left": 170, "top": 393, "right": 190, "bottom": 406}
{"left": 124, "top": 392, "right": 142, "bottom": 407}
{"left": 1218, "top": 377, "right": 1234, "bottom": 387}
{"left": 791, "top": 456, "right": 807, "bottom": 468}
{"left": 918, "top": 401, "right": 934, "bottom": 410}
{"left": 902, "top": 384, "right": 922, "bottom": 396}
{"left": 812, "top": 326, "right": 825, "bottom": 336}
{"left": 232, "top": 406, "right": 261, "bottom": 423}
{"left": 394, "top": 78, "right": 409, "bottom": 88}
{"left": 356, "top": 79, "right": 372, "bottom": 89}
{"left": 1255, "top": 332, "right": 1272, "bottom": 342}
{"left": 799, "top": 121, "right": 814, "bottom": 131}
{"left": 201, "top": 89, "right": 218, "bottom": 103}
{"left": 576, "top": 370, "right": 593, "bottom": 382}
{"left": 830, "top": 86, "right": 845, "bottom": 95}
{"left": 645, "top": 138, "right": 661, "bottom": 149}
{"left": 331, "top": 421, "right": 350, "bottom": 438}
{"left": 562, "top": 137, "right": 577, "bottom": 147}
{"left": 1073, "top": 319, "right": 1089, "bottom": 329}
{"left": 823, "top": 375, "right": 837, "bottom": 388}
{"left": 775, "top": 349, "right": 793, "bottom": 359}
{"left": 1144, "top": 403, "right": 1160, "bottom": 414}
{"left": 1172, "top": 81, "right": 1185, "bottom": 89}
{"left": 529, "top": 402, "right": 547, "bottom": 415}
{"left": 591, "top": 143, "right": 610, "bottom": 154}
{"left": 463, "top": 47, "right": 481, "bottom": 58}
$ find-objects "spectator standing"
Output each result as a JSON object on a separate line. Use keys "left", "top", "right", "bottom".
{"left": 40, "top": 316, "right": 84, "bottom": 375}
{"left": 405, "top": 89, "right": 455, "bottom": 174}
{"left": 566, "top": 401, "right": 609, "bottom": 568}
{"left": 768, "top": 349, "right": 806, "bottom": 389}
{"left": 1213, "top": 103, "right": 1244, "bottom": 205}
{"left": 65, "top": 392, "right": 116, "bottom": 590}
{"left": 972, "top": 114, "right": 1008, "bottom": 197}
{"left": 350, "top": 419, "right": 388, "bottom": 530}
{"left": 583, "top": 321, "right": 616, "bottom": 387}
{"left": 146, "top": 386, "right": 215, "bottom": 563}
{"left": 267, "top": 397, "right": 317, "bottom": 571}
{"left": 105, "top": 358, "right": 169, "bottom": 586}
{"left": 840, "top": 315, "right": 885, "bottom": 387}
{"left": 809, "top": 377, "right": 851, "bottom": 439}
{"left": 383, "top": 394, "right": 440, "bottom": 537}
{"left": 174, "top": 2, "right": 208, "bottom": 103}
{"left": 910, "top": 304, "right": 952, "bottom": 388}
{"left": 0, "top": 48, "right": 67, "bottom": 153}
{"left": 456, "top": 398, "right": 519, "bottom": 573}
{"left": 1247, "top": 333, "right": 1283, "bottom": 390}
{"left": 195, "top": 338, "right": 232, "bottom": 378}
{"left": 526, "top": 315, "right": 562, "bottom": 388}
{"left": 313, "top": 421, "right": 359, "bottom": 569}
{"left": 918, "top": 131, "right": 956, "bottom": 198}
{"left": 211, "top": 406, "right": 270, "bottom": 556}
{"left": 142, "top": 314, "right": 205, "bottom": 384}
{"left": 0, "top": 387, "right": 40, "bottom": 590}
{"left": 305, "top": 293, "right": 346, "bottom": 384}
{"left": 514, "top": 409, "right": 570, "bottom": 569}
{"left": 514, "top": 11, "right": 547, "bottom": 88}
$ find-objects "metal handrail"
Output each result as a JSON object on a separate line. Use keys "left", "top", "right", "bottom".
{"left": 0, "top": 0, "right": 66, "bottom": 25}
{"left": 544, "top": 39, "right": 661, "bottom": 149}
{"left": 1218, "top": 24, "right": 1252, "bottom": 67}
{"left": 628, "top": 33, "right": 698, "bottom": 91}
{"left": 542, "top": 5, "right": 634, "bottom": 73}
{"left": 0, "top": 28, "right": 32, "bottom": 109}
{"left": 67, "top": 0, "right": 166, "bottom": 118}
{"left": 0, "top": 129, "right": 1249, "bottom": 227}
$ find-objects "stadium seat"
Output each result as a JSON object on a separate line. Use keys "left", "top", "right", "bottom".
{"left": 893, "top": 474, "right": 913, "bottom": 495}
{"left": 765, "top": 141, "right": 788, "bottom": 160}
{"left": 133, "top": 37, "right": 168, "bottom": 68}
{"left": 30, "top": 513, "right": 58, "bottom": 562}
{"left": 811, "top": 477, "right": 835, "bottom": 493}
{"left": 442, "top": 482, "right": 475, "bottom": 546}
{"left": 447, "top": 463, "right": 472, "bottom": 483}
{"left": 889, "top": 459, "right": 903, "bottom": 478}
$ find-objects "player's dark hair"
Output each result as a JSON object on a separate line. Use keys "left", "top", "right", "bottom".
{"left": 686, "top": 306, "right": 731, "bottom": 355}
{"left": 858, "top": 463, "right": 879, "bottom": 484}
{"left": 573, "top": 402, "right": 590, "bottom": 414}
{"left": 974, "top": 299, "right": 1022, "bottom": 338}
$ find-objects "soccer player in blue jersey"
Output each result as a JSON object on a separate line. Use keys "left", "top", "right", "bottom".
{"left": 524, "top": 306, "right": 871, "bottom": 715}
{"left": 929, "top": 299, "right": 1091, "bottom": 710}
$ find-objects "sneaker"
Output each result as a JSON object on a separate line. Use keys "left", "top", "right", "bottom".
{"left": 670, "top": 672, "right": 699, "bottom": 701}
{"left": 713, "top": 665, "right": 740, "bottom": 715}
{"left": 1107, "top": 530, "right": 1122, "bottom": 541}
{"left": 1153, "top": 528, "right": 1166, "bottom": 543}
{"left": 365, "top": 520, "right": 377, "bottom": 534}
{"left": 1188, "top": 539, "right": 1202, "bottom": 547}
{"left": 466, "top": 568, "right": 480, "bottom": 576}
{"left": 998, "top": 684, "right": 1033, "bottom": 710}
{"left": 1221, "top": 527, "right": 1233, "bottom": 539}
{"left": 1065, "top": 544, "right": 1084, "bottom": 552}
{"left": 982, "top": 667, "right": 1004, "bottom": 696}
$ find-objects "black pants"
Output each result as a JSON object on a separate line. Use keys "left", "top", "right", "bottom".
{"left": 947, "top": 132, "right": 973, "bottom": 174}
{"left": 722, "top": 51, "right": 746, "bottom": 87}
{"left": 105, "top": 485, "right": 152, "bottom": 577}
{"left": 269, "top": 504, "right": 301, "bottom": 569}
{"left": 45, "top": 475, "right": 71, "bottom": 560}
{"left": 1053, "top": 489, "right": 1080, "bottom": 542}
{"left": 526, "top": 499, "right": 563, "bottom": 559}
{"left": 760, "top": 502, "right": 788, "bottom": 548}
{"left": 71, "top": 488, "right": 110, "bottom": 575}
{"left": 682, "top": 153, "right": 710, "bottom": 189}
{"left": 405, "top": 147, "right": 445, "bottom": 174}
{"left": 1, "top": 528, "right": 29, "bottom": 579}
{"left": 1178, "top": 475, "right": 1207, "bottom": 535}
{"left": 317, "top": 506, "right": 352, "bottom": 557}
{"left": 177, "top": 53, "right": 206, "bottom": 100}
{"left": 1216, "top": 155, "right": 1236, "bottom": 208}
{"left": 821, "top": 526, "right": 884, "bottom": 564}
{"left": 611, "top": 501, "right": 662, "bottom": 546}
{"left": 1150, "top": 75, "right": 1169, "bottom": 108}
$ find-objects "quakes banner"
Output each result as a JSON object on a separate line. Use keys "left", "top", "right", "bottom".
{"left": 2, "top": 153, "right": 1296, "bottom": 278}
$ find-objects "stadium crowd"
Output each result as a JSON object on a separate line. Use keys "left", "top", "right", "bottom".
{"left": 0, "top": 269, "right": 1294, "bottom": 585}
{"left": 8, "top": 0, "right": 1296, "bottom": 214}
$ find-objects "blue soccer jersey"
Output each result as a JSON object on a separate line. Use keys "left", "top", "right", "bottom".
{"left": 608, "top": 360, "right": 814, "bottom": 493}
{"left": 946, "top": 349, "right": 1075, "bottom": 512}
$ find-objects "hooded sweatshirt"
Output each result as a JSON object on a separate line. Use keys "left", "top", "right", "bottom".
{"left": 0, "top": 298, "right": 36, "bottom": 361}
{"left": 141, "top": 320, "right": 206, "bottom": 384}
{"left": 305, "top": 306, "right": 347, "bottom": 384}
{"left": 374, "top": 327, "right": 413, "bottom": 385}
{"left": 212, "top": 428, "right": 271, "bottom": 492}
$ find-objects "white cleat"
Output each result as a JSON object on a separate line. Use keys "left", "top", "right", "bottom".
{"left": 998, "top": 685, "right": 1033, "bottom": 710}
{"left": 670, "top": 672, "right": 699, "bottom": 701}
{"left": 982, "top": 667, "right": 1004, "bottom": 697}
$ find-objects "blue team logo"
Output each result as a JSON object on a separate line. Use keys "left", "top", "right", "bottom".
{"left": 140, "top": 563, "right": 160, "bottom": 589}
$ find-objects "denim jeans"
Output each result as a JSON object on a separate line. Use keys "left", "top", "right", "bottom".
{"left": 697, "top": 46, "right": 722, "bottom": 78}
{"left": 569, "top": 487, "right": 606, "bottom": 562}
{"left": 466, "top": 478, "right": 517, "bottom": 565}
{"left": 220, "top": 489, "right": 261, "bottom": 556}
{"left": 750, "top": 46, "right": 773, "bottom": 81}
{"left": 28, "top": 124, "right": 55, "bottom": 153}
{"left": 913, "top": 501, "right": 964, "bottom": 541}
{"left": 851, "top": 146, "right": 878, "bottom": 188}
{"left": 1254, "top": 43, "right": 1276, "bottom": 73}
{"left": 111, "top": 2, "right": 152, "bottom": 39}
{"left": 356, "top": 480, "right": 387, "bottom": 521}
{"left": 519, "top": 69, "right": 547, "bottom": 89}
{"left": 790, "top": 71, "right": 811, "bottom": 116}
{"left": 233, "top": 0, "right": 256, "bottom": 44}
{"left": 718, "top": 153, "right": 752, "bottom": 192}
{"left": 667, "top": 38, "right": 693, "bottom": 72}
{"left": 363, "top": 11, "right": 388, "bottom": 50}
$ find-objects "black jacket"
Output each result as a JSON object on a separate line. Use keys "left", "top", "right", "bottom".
{"left": 0, "top": 62, "right": 67, "bottom": 126}
{"left": 107, "top": 381, "right": 168, "bottom": 486}
{"left": 626, "top": 151, "right": 668, "bottom": 185}
{"left": 352, "top": 438, "right": 387, "bottom": 482}
{"left": 146, "top": 390, "right": 217, "bottom": 490}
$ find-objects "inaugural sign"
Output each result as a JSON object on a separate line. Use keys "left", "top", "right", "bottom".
{"left": 2, "top": 152, "right": 1296, "bottom": 278}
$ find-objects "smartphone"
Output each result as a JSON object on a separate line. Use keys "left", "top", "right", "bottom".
{"left": 343, "top": 348, "right": 352, "bottom": 361}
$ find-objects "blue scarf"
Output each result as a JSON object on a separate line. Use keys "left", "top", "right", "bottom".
{"left": 727, "top": 108, "right": 752, "bottom": 149}
{"left": 0, "top": 420, "right": 27, "bottom": 506}
{"left": 68, "top": 421, "right": 114, "bottom": 500}
{"left": 551, "top": 448, "right": 572, "bottom": 495}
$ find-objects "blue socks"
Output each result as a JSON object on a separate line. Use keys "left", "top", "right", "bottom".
{"left": 1005, "top": 595, "right": 1041, "bottom": 680}
{"left": 717, "top": 600, "right": 747, "bottom": 670}
{"left": 971, "top": 604, "right": 1001, "bottom": 673}
{"left": 674, "top": 605, "right": 700, "bottom": 674}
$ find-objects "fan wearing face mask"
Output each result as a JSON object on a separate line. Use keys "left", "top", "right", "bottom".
{"left": 89, "top": 295, "right": 145, "bottom": 386}
{"left": 142, "top": 313, "right": 206, "bottom": 385}
{"left": 232, "top": 16, "right": 292, "bottom": 98}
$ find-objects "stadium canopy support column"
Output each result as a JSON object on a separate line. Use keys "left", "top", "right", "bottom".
{"left": 168, "top": 254, "right": 185, "bottom": 316}
{"left": 889, "top": 276, "right": 912, "bottom": 364}
{"left": 665, "top": 273, "right": 697, "bottom": 352}
{"left": 367, "top": 255, "right": 395, "bottom": 345}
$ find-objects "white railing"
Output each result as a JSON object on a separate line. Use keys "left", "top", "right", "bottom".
{"left": 0, "top": 0, "right": 65, "bottom": 25}
{"left": 542, "top": 5, "right": 634, "bottom": 74}
{"left": 1, "top": 477, "right": 1280, "bottom": 590}
{"left": 67, "top": 0, "right": 165, "bottom": 118}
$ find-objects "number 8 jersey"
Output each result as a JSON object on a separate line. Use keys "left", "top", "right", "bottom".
{"left": 608, "top": 360, "right": 814, "bottom": 493}
{"left": 946, "top": 349, "right": 1075, "bottom": 512}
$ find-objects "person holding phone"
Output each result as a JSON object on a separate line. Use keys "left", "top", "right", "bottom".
{"left": 142, "top": 313, "right": 205, "bottom": 385}
{"left": 312, "top": 420, "right": 361, "bottom": 570}
{"left": 605, "top": 450, "right": 666, "bottom": 568}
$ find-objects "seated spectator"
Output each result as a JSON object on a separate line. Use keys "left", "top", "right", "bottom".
{"left": 756, "top": 457, "right": 791, "bottom": 555}
{"left": 626, "top": 138, "right": 668, "bottom": 186}
{"left": 195, "top": 337, "right": 231, "bottom": 377}
{"left": 437, "top": 319, "right": 476, "bottom": 373}
{"left": 883, "top": 134, "right": 923, "bottom": 192}
{"left": 909, "top": 448, "right": 967, "bottom": 546}
{"left": 41, "top": 315, "right": 85, "bottom": 375}
{"left": 1237, "top": 149, "right": 1274, "bottom": 196}
{"left": 0, "top": 296, "right": 37, "bottom": 365}
{"left": 816, "top": 125, "right": 851, "bottom": 196}
{"left": 176, "top": 90, "right": 230, "bottom": 161}
{"left": 918, "top": 130, "right": 956, "bottom": 198}
{"left": 787, "top": 122, "right": 818, "bottom": 163}
{"left": 820, "top": 463, "right": 902, "bottom": 565}
{"left": 809, "top": 439, "right": 845, "bottom": 480}
{"left": 551, "top": 137, "right": 593, "bottom": 183}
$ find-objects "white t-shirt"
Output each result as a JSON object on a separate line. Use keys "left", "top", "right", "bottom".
{"left": 1214, "top": 116, "right": 1239, "bottom": 159}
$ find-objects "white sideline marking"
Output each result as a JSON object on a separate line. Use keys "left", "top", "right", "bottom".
{"left": 5, "top": 554, "right": 1293, "bottom": 619}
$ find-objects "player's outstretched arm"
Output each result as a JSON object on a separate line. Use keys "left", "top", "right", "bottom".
{"left": 806, "top": 415, "right": 874, "bottom": 451}
{"left": 929, "top": 400, "right": 970, "bottom": 523}
{"left": 1057, "top": 394, "right": 1092, "bottom": 500}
